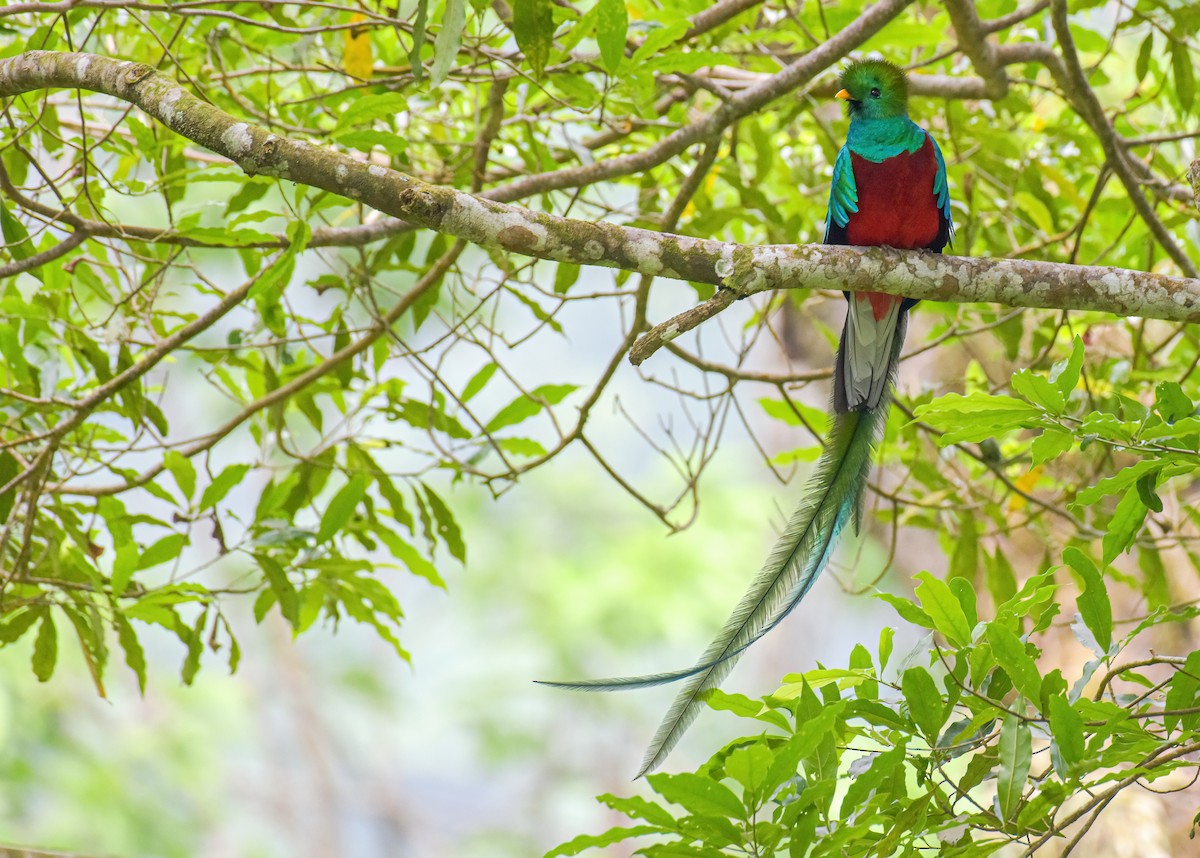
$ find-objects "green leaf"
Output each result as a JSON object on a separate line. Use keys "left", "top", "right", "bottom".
{"left": 512, "top": 0, "right": 553, "bottom": 78}
{"left": 409, "top": 0, "right": 429, "bottom": 80}
{"left": 725, "top": 743, "right": 772, "bottom": 795}
{"left": 1139, "top": 415, "right": 1200, "bottom": 440}
{"left": 986, "top": 548, "right": 1018, "bottom": 606}
{"left": 544, "top": 825, "right": 661, "bottom": 857}
{"left": 485, "top": 383, "right": 577, "bottom": 432}
{"left": 259, "top": 555, "right": 299, "bottom": 628}
{"left": 950, "top": 576, "right": 978, "bottom": 629}
{"left": 1134, "top": 32, "right": 1153, "bottom": 82}
{"left": 647, "top": 772, "right": 744, "bottom": 818}
{"left": 1136, "top": 471, "right": 1163, "bottom": 514}
{"left": 996, "top": 713, "right": 1031, "bottom": 823}
{"left": 496, "top": 437, "right": 547, "bottom": 457}
{"left": 876, "top": 592, "right": 934, "bottom": 630}
{"left": 0, "top": 200, "right": 33, "bottom": 262}
{"left": 914, "top": 571, "right": 972, "bottom": 647}
{"left": 111, "top": 542, "right": 140, "bottom": 598}
{"left": 334, "top": 130, "right": 408, "bottom": 156}
{"left": 1153, "top": 381, "right": 1193, "bottom": 423}
{"left": 392, "top": 399, "right": 473, "bottom": 439}
{"left": 985, "top": 622, "right": 1042, "bottom": 702}
{"left": 1031, "top": 428, "right": 1073, "bottom": 466}
{"left": 775, "top": 668, "right": 873, "bottom": 699}
{"left": 163, "top": 450, "right": 196, "bottom": 502}
{"left": 175, "top": 225, "right": 276, "bottom": 246}
{"left": 911, "top": 393, "right": 1040, "bottom": 444}
{"left": 248, "top": 221, "right": 310, "bottom": 300}
{"left": 875, "top": 788, "right": 933, "bottom": 855}
{"left": 32, "top": 610, "right": 57, "bottom": 682}
{"left": 0, "top": 451, "right": 18, "bottom": 523}
{"left": 375, "top": 527, "right": 445, "bottom": 588}
{"left": 1102, "top": 487, "right": 1148, "bottom": 565}
{"left": 1011, "top": 369, "right": 1065, "bottom": 413}
{"left": 1047, "top": 693, "right": 1084, "bottom": 769}
{"left": 422, "top": 483, "right": 465, "bottom": 562}
{"left": 948, "top": 512, "right": 979, "bottom": 583}
{"left": 1138, "top": 545, "right": 1172, "bottom": 610}
{"left": 1172, "top": 41, "right": 1195, "bottom": 113}
{"left": 902, "top": 667, "right": 944, "bottom": 740}
{"left": 461, "top": 362, "right": 497, "bottom": 402}
{"left": 630, "top": 20, "right": 687, "bottom": 65}
{"left": 1076, "top": 460, "right": 1162, "bottom": 506}
{"left": 317, "top": 475, "right": 371, "bottom": 543}
{"left": 0, "top": 609, "right": 41, "bottom": 645}
{"left": 760, "top": 732, "right": 813, "bottom": 797}
{"left": 115, "top": 615, "right": 147, "bottom": 694}
{"left": 1164, "top": 650, "right": 1200, "bottom": 732}
{"left": 778, "top": 695, "right": 844, "bottom": 761}
{"left": 1013, "top": 191, "right": 1054, "bottom": 237}
{"left": 200, "top": 464, "right": 252, "bottom": 511}
{"left": 180, "top": 608, "right": 207, "bottom": 685}
{"left": 431, "top": 0, "right": 466, "bottom": 86}
{"left": 1065, "top": 547, "right": 1108, "bottom": 652}
{"left": 553, "top": 262, "right": 581, "bottom": 294}
{"left": 878, "top": 626, "right": 894, "bottom": 672}
{"left": 597, "top": 793, "right": 677, "bottom": 828}
{"left": 595, "top": 0, "right": 628, "bottom": 74}
{"left": 136, "top": 533, "right": 188, "bottom": 571}
{"left": 840, "top": 744, "right": 903, "bottom": 816}
{"left": 331, "top": 91, "right": 408, "bottom": 133}
{"left": 1050, "top": 335, "right": 1084, "bottom": 398}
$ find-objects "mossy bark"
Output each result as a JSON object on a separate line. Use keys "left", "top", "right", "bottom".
{"left": 2, "top": 50, "right": 1199, "bottom": 331}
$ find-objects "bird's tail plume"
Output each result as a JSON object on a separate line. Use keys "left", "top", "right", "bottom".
{"left": 538, "top": 305, "right": 907, "bottom": 776}
{"left": 537, "top": 404, "right": 890, "bottom": 775}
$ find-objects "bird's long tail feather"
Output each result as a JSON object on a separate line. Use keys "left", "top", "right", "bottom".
{"left": 538, "top": 305, "right": 907, "bottom": 776}
{"left": 537, "top": 403, "right": 890, "bottom": 775}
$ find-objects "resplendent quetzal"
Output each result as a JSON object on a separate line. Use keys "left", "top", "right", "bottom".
{"left": 541, "top": 59, "right": 954, "bottom": 776}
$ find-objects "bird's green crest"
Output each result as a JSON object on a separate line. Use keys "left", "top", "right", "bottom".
{"left": 840, "top": 59, "right": 909, "bottom": 119}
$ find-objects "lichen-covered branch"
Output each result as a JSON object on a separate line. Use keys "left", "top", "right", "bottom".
{"left": 2, "top": 49, "right": 1198, "bottom": 358}
{"left": 630, "top": 249, "right": 1200, "bottom": 364}
{"left": 1190, "top": 159, "right": 1200, "bottom": 214}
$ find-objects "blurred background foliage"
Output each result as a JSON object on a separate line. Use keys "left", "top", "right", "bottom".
{"left": 0, "top": 0, "right": 1199, "bottom": 854}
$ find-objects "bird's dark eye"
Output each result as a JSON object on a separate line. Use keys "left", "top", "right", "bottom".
{"left": 870, "top": 87, "right": 881, "bottom": 98}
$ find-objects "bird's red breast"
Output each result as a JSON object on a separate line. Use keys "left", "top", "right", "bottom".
{"left": 845, "top": 135, "right": 942, "bottom": 250}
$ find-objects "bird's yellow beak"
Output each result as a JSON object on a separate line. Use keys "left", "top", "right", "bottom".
{"left": 835, "top": 89, "right": 852, "bottom": 101}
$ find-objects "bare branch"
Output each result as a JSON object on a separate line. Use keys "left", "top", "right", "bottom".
{"left": 1048, "top": 0, "right": 1199, "bottom": 278}
{"left": 943, "top": 0, "right": 1009, "bottom": 99}
{"left": 682, "top": 0, "right": 764, "bottom": 41}
{"left": 483, "top": 0, "right": 914, "bottom": 203}
{"left": 0, "top": 227, "right": 87, "bottom": 278}
{"left": 49, "top": 240, "right": 466, "bottom": 497}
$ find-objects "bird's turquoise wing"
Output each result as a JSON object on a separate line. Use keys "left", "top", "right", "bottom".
{"left": 824, "top": 145, "right": 858, "bottom": 241}
{"left": 930, "top": 134, "right": 954, "bottom": 241}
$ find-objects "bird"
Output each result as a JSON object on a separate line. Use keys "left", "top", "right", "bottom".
{"left": 538, "top": 58, "right": 954, "bottom": 777}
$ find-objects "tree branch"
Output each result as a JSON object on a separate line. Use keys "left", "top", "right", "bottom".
{"left": 1047, "top": 0, "right": 1199, "bottom": 278}
{"left": 49, "top": 240, "right": 465, "bottom": 496}
{"left": 482, "top": 0, "right": 913, "bottom": 203}
{"left": 2, "top": 49, "right": 1197, "bottom": 371}
{"left": 1190, "top": 159, "right": 1200, "bottom": 214}
{"left": 943, "top": 0, "right": 1009, "bottom": 99}
{"left": 0, "top": 227, "right": 87, "bottom": 278}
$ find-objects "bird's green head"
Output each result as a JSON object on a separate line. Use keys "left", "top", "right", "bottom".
{"left": 836, "top": 59, "right": 909, "bottom": 120}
